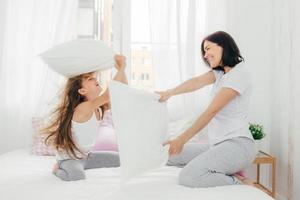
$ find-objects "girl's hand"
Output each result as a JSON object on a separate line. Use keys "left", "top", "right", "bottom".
{"left": 163, "top": 137, "right": 185, "bottom": 156}
{"left": 114, "top": 54, "right": 126, "bottom": 71}
{"left": 156, "top": 90, "right": 173, "bottom": 102}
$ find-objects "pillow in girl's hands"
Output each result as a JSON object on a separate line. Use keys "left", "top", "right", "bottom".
{"left": 39, "top": 39, "right": 115, "bottom": 77}
{"left": 109, "top": 81, "right": 169, "bottom": 181}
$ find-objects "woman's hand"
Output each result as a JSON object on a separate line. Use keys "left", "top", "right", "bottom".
{"left": 164, "top": 137, "right": 185, "bottom": 156}
{"left": 156, "top": 90, "right": 173, "bottom": 102}
{"left": 114, "top": 54, "right": 126, "bottom": 71}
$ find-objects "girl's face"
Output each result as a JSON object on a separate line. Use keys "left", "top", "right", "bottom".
{"left": 203, "top": 40, "right": 223, "bottom": 68}
{"left": 79, "top": 72, "right": 102, "bottom": 100}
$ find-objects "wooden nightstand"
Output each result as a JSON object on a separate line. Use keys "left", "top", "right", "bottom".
{"left": 253, "top": 150, "right": 276, "bottom": 198}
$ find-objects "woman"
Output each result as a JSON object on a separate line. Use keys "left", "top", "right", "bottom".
{"left": 158, "top": 31, "right": 255, "bottom": 187}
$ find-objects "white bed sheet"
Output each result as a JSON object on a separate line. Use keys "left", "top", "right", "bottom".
{"left": 0, "top": 149, "right": 273, "bottom": 200}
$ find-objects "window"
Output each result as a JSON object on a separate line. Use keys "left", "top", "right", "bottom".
{"left": 77, "top": 0, "right": 155, "bottom": 90}
{"left": 77, "top": 0, "right": 113, "bottom": 87}
{"left": 130, "top": 0, "right": 154, "bottom": 90}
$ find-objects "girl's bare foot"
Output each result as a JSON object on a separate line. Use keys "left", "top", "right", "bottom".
{"left": 52, "top": 163, "right": 59, "bottom": 173}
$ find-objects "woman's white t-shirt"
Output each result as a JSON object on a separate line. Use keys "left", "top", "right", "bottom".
{"left": 208, "top": 63, "right": 254, "bottom": 145}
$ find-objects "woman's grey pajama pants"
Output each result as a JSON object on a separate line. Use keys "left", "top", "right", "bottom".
{"left": 167, "top": 137, "right": 255, "bottom": 187}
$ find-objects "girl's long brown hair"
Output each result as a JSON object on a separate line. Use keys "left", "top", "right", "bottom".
{"left": 44, "top": 72, "right": 100, "bottom": 159}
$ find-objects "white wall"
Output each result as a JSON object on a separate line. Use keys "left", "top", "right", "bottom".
{"left": 214, "top": 1, "right": 299, "bottom": 199}
{"left": 227, "top": 0, "right": 273, "bottom": 149}
{"left": 290, "top": 1, "right": 300, "bottom": 197}
{"left": 269, "top": 1, "right": 291, "bottom": 199}
{"left": 222, "top": 1, "right": 300, "bottom": 200}
{"left": 270, "top": 0, "right": 300, "bottom": 200}
{"left": 225, "top": 0, "right": 274, "bottom": 191}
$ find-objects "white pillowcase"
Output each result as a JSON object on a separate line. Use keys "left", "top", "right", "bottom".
{"left": 109, "top": 81, "right": 169, "bottom": 181}
{"left": 39, "top": 39, "right": 115, "bottom": 77}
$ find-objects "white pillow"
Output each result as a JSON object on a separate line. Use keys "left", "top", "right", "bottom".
{"left": 39, "top": 39, "right": 115, "bottom": 77}
{"left": 109, "top": 81, "right": 169, "bottom": 181}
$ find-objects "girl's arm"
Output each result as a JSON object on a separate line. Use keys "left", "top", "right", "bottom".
{"left": 74, "top": 55, "right": 127, "bottom": 119}
{"left": 97, "top": 69, "right": 126, "bottom": 112}
{"left": 102, "top": 69, "right": 128, "bottom": 111}
{"left": 113, "top": 55, "right": 128, "bottom": 84}
{"left": 157, "top": 71, "right": 216, "bottom": 102}
{"left": 165, "top": 87, "right": 238, "bottom": 155}
{"left": 89, "top": 55, "right": 127, "bottom": 110}
{"left": 100, "top": 55, "right": 128, "bottom": 110}
{"left": 74, "top": 90, "right": 110, "bottom": 121}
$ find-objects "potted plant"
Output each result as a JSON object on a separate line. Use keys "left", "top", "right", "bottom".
{"left": 249, "top": 123, "right": 266, "bottom": 153}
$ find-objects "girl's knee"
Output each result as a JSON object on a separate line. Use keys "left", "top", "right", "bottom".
{"left": 67, "top": 169, "right": 86, "bottom": 181}
{"left": 57, "top": 160, "right": 86, "bottom": 181}
{"left": 54, "top": 168, "right": 86, "bottom": 181}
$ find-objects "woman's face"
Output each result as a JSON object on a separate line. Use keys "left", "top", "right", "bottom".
{"left": 203, "top": 40, "right": 223, "bottom": 68}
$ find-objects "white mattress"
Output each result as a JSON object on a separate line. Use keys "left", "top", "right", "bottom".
{"left": 0, "top": 149, "right": 273, "bottom": 200}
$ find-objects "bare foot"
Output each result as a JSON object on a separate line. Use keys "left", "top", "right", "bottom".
{"left": 233, "top": 174, "right": 255, "bottom": 186}
{"left": 52, "top": 163, "right": 59, "bottom": 173}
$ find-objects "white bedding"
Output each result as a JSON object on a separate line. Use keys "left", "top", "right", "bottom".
{"left": 0, "top": 149, "right": 273, "bottom": 200}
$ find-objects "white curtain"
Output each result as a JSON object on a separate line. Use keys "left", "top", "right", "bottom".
{"left": 148, "top": 0, "right": 210, "bottom": 121}
{"left": 0, "top": 0, "right": 78, "bottom": 154}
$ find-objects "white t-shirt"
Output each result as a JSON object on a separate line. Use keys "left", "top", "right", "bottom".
{"left": 208, "top": 63, "right": 254, "bottom": 145}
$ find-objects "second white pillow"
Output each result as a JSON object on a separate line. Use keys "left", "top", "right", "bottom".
{"left": 109, "top": 81, "right": 169, "bottom": 181}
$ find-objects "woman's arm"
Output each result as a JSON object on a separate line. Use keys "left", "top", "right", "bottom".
{"left": 157, "top": 71, "right": 215, "bottom": 102}
{"left": 165, "top": 87, "right": 239, "bottom": 155}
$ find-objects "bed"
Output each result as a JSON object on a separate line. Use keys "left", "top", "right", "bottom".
{"left": 0, "top": 149, "right": 274, "bottom": 200}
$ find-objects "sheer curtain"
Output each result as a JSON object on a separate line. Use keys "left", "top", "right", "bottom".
{"left": 148, "top": 0, "right": 209, "bottom": 121}
{"left": 0, "top": 0, "right": 78, "bottom": 154}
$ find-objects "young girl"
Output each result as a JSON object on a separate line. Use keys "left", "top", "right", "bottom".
{"left": 45, "top": 55, "right": 127, "bottom": 181}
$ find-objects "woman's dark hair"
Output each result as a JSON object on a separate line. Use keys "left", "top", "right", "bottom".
{"left": 201, "top": 31, "right": 244, "bottom": 71}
